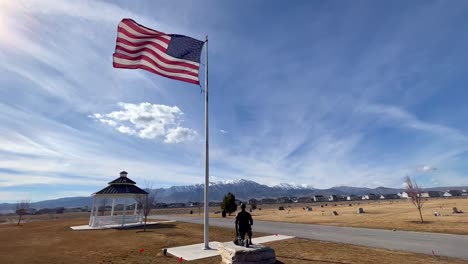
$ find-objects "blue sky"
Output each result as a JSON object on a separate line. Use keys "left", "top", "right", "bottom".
{"left": 0, "top": 0, "right": 467, "bottom": 202}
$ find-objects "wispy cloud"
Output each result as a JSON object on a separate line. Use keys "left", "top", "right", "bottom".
{"left": 416, "top": 165, "right": 437, "bottom": 173}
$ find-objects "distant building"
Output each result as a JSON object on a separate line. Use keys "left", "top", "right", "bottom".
{"left": 346, "top": 195, "right": 359, "bottom": 201}
{"left": 379, "top": 194, "right": 399, "bottom": 200}
{"left": 462, "top": 190, "right": 468, "bottom": 196}
{"left": 420, "top": 191, "right": 442, "bottom": 198}
{"left": 248, "top": 199, "right": 258, "bottom": 205}
{"left": 400, "top": 192, "right": 409, "bottom": 199}
{"left": 189, "top": 202, "right": 201, "bottom": 207}
{"left": 328, "top": 195, "right": 338, "bottom": 202}
{"left": 297, "top": 196, "right": 313, "bottom": 203}
{"left": 313, "top": 195, "right": 326, "bottom": 202}
{"left": 444, "top": 190, "right": 463, "bottom": 197}
{"left": 362, "top": 193, "right": 378, "bottom": 200}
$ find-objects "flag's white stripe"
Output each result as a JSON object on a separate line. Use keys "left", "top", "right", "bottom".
{"left": 124, "top": 19, "right": 166, "bottom": 37}
{"left": 118, "top": 32, "right": 169, "bottom": 49}
{"left": 114, "top": 57, "right": 199, "bottom": 81}
{"left": 115, "top": 49, "right": 199, "bottom": 74}
{"left": 116, "top": 42, "right": 200, "bottom": 67}
{"left": 119, "top": 22, "right": 171, "bottom": 40}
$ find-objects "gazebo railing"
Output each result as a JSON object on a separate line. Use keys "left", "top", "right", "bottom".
{"left": 92, "top": 214, "right": 143, "bottom": 227}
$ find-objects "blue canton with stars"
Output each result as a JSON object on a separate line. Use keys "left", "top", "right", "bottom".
{"left": 166, "top": 35, "right": 204, "bottom": 63}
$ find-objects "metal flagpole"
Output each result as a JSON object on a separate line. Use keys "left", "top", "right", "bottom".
{"left": 203, "top": 35, "right": 210, "bottom": 249}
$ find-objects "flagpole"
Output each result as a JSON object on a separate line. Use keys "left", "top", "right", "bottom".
{"left": 203, "top": 35, "right": 210, "bottom": 250}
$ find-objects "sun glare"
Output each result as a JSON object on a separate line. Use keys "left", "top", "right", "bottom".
{"left": 0, "top": 1, "right": 23, "bottom": 48}
{"left": 0, "top": 1, "right": 12, "bottom": 44}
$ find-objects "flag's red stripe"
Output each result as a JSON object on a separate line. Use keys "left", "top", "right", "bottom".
{"left": 113, "top": 53, "right": 199, "bottom": 77}
{"left": 115, "top": 45, "right": 199, "bottom": 70}
{"left": 113, "top": 61, "right": 199, "bottom": 85}
{"left": 118, "top": 26, "right": 170, "bottom": 44}
{"left": 117, "top": 37, "right": 167, "bottom": 54}
{"left": 121, "top": 19, "right": 166, "bottom": 37}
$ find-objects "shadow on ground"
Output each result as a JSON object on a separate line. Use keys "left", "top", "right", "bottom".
{"left": 118, "top": 223, "right": 177, "bottom": 231}
{"left": 276, "top": 255, "right": 348, "bottom": 263}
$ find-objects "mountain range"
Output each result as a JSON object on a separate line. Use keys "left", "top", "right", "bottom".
{"left": 1, "top": 179, "right": 465, "bottom": 213}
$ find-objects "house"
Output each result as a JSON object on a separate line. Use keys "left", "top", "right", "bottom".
{"left": 313, "top": 195, "right": 326, "bottom": 202}
{"left": 328, "top": 195, "right": 338, "bottom": 202}
{"left": 362, "top": 193, "right": 378, "bottom": 200}
{"left": 346, "top": 195, "right": 359, "bottom": 201}
{"left": 188, "top": 202, "right": 198, "bottom": 207}
{"left": 420, "top": 191, "right": 442, "bottom": 198}
{"left": 444, "top": 190, "right": 463, "bottom": 197}
{"left": 380, "top": 194, "right": 399, "bottom": 200}
{"left": 462, "top": 190, "right": 468, "bottom": 196}
{"left": 248, "top": 198, "right": 258, "bottom": 205}
{"left": 443, "top": 191, "right": 452, "bottom": 197}
{"left": 400, "top": 192, "right": 409, "bottom": 199}
{"left": 297, "top": 196, "right": 312, "bottom": 203}
{"left": 290, "top": 196, "right": 299, "bottom": 203}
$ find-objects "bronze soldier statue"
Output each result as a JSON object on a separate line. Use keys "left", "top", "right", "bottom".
{"left": 235, "top": 203, "right": 253, "bottom": 246}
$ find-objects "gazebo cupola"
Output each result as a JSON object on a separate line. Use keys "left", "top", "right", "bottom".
{"left": 89, "top": 171, "right": 148, "bottom": 228}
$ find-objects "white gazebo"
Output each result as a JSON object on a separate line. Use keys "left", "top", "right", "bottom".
{"left": 89, "top": 171, "right": 148, "bottom": 228}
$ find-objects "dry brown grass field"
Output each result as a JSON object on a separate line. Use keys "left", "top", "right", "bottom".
{"left": 0, "top": 217, "right": 466, "bottom": 264}
{"left": 206, "top": 197, "right": 468, "bottom": 235}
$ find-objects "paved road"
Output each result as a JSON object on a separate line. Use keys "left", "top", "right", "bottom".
{"left": 149, "top": 215, "right": 468, "bottom": 260}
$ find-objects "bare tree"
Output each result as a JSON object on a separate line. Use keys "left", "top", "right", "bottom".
{"left": 136, "top": 184, "right": 156, "bottom": 232}
{"left": 405, "top": 176, "right": 424, "bottom": 223}
{"left": 15, "top": 200, "right": 31, "bottom": 226}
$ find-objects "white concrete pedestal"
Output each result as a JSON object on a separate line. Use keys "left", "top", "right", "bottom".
{"left": 218, "top": 243, "right": 276, "bottom": 264}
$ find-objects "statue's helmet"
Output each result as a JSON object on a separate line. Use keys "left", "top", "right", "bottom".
{"left": 241, "top": 203, "right": 246, "bottom": 209}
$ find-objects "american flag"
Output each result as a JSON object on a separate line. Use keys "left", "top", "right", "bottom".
{"left": 113, "top": 18, "right": 204, "bottom": 85}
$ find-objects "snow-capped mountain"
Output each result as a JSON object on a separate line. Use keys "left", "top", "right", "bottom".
{"left": 4, "top": 179, "right": 464, "bottom": 211}
{"left": 273, "top": 183, "right": 314, "bottom": 190}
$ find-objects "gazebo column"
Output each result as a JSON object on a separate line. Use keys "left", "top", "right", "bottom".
{"left": 93, "top": 197, "right": 99, "bottom": 227}
{"left": 133, "top": 199, "right": 138, "bottom": 215}
{"left": 89, "top": 196, "right": 96, "bottom": 226}
{"left": 121, "top": 197, "right": 127, "bottom": 227}
{"left": 111, "top": 198, "right": 115, "bottom": 216}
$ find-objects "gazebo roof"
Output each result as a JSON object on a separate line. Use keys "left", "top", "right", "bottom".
{"left": 108, "top": 177, "right": 136, "bottom": 185}
{"left": 95, "top": 185, "right": 148, "bottom": 195}
{"left": 94, "top": 171, "right": 148, "bottom": 196}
